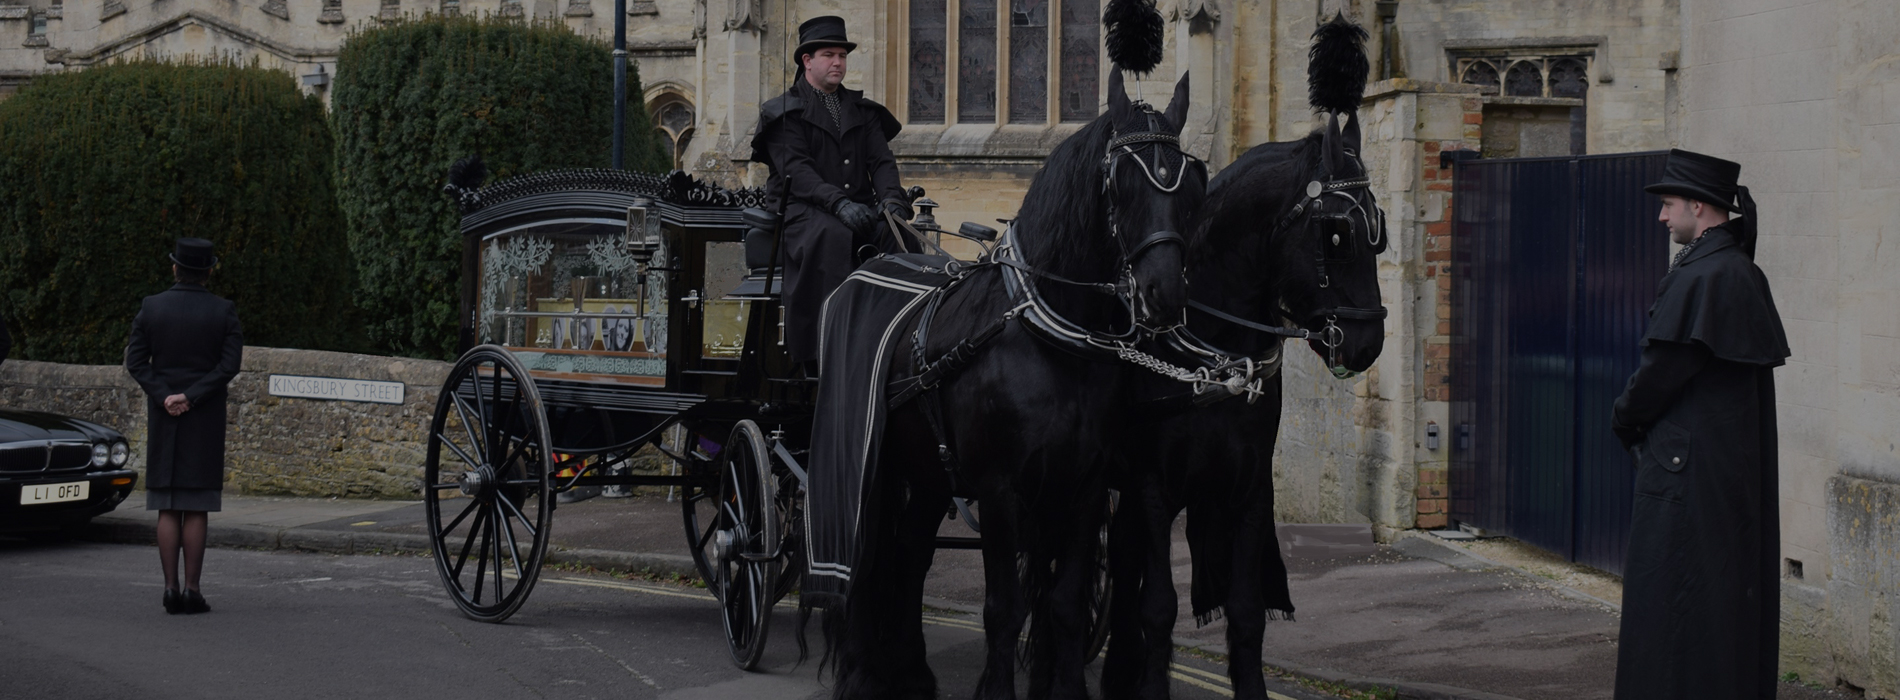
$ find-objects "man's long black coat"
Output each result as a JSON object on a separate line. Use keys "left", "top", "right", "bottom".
{"left": 124, "top": 283, "right": 244, "bottom": 490}
{"left": 750, "top": 79, "right": 907, "bottom": 363}
{"left": 1611, "top": 222, "right": 1789, "bottom": 699}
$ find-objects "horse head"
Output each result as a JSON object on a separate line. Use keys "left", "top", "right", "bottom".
{"left": 1278, "top": 111, "right": 1388, "bottom": 376}
{"left": 1102, "top": 70, "right": 1203, "bottom": 329}
{"left": 1017, "top": 70, "right": 1204, "bottom": 333}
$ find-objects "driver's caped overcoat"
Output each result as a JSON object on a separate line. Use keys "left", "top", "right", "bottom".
{"left": 749, "top": 80, "right": 907, "bottom": 363}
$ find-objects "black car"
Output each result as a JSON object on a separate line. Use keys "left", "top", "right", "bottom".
{"left": 0, "top": 408, "right": 137, "bottom": 532}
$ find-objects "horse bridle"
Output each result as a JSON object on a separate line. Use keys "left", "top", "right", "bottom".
{"left": 1100, "top": 109, "right": 1202, "bottom": 330}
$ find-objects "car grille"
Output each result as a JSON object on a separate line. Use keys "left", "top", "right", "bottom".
{"left": 0, "top": 440, "right": 94, "bottom": 473}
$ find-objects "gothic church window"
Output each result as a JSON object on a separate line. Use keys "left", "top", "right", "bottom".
{"left": 907, "top": 0, "right": 1100, "bottom": 125}
{"left": 1504, "top": 61, "right": 1541, "bottom": 97}
{"left": 909, "top": 0, "right": 948, "bottom": 122}
{"left": 652, "top": 98, "right": 695, "bottom": 169}
{"left": 1456, "top": 54, "right": 1591, "bottom": 100}
{"left": 1548, "top": 58, "right": 1588, "bottom": 99}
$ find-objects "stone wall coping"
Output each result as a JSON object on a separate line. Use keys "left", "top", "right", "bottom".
{"left": 892, "top": 122, "right": 1089, "bottom": 159}
{"left": 1363, "top": 79, "right": 1483, "bottom": 102}
{"left": 238, "top": 346, "right": 451, "bottom": 387}
{"left": 0, "top": 346, "right": 452, "bottom": 389}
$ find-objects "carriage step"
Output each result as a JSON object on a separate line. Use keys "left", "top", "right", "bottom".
{"left": 933, "top": 536, "right": 982, "bottom": 550}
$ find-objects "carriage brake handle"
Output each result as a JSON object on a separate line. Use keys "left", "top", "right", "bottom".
{"left": 771, "top": 440, "right": 807, "bottom": 484}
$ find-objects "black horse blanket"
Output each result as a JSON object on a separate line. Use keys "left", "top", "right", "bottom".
{"left": 803, "top": 254, "right": 954, "bottom": 607}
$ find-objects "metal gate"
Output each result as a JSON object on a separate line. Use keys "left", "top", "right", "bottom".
{"left": 1447, "top": 151, "right": 1668, "bottom": 575}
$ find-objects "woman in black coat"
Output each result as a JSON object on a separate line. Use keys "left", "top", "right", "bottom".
{"left": 124, "top": 238, "right": 243, "bottom": 615}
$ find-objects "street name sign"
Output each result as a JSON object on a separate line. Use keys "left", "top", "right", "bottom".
{"left": 268, "top": 374, "right": 406, "bottom": 405}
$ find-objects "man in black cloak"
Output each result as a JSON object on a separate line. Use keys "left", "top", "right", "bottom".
{"left": 1611, "top": 149, "right": 1790, "bottom": 699}
{"left": 749, "top": 15, "right": 913, "bottom": 368}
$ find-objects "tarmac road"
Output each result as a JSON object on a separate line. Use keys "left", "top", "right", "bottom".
{"left": 0, "top": 538, "right": 1329, "bottom": 700}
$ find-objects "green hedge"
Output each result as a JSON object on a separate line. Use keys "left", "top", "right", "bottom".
{"left": 332, "top": 15, "right": 670, "bottom": 360}
{"left": 0, "top": 59, "right": 355, "bottom": 365}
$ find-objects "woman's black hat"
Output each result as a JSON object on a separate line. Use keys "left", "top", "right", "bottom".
{"left": 1644, "top": 149, "right": 1744, "bottom": 213}
{"left": 170, "top": 237, "right": 217, "bottom": 271}
{"left": 793, "top": 16, "right": 856, "bottom": 63}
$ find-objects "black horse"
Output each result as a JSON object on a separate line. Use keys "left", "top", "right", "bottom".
{"left": 1102, "top": 16, "right": 1387, "bottom": 700}
{"left": 821, "top": 70, "right": 1204, "bottom": 700}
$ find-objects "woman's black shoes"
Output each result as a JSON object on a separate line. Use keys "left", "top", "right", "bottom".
{"left": 163, "top": 588, "right": 182, "bottom": 615}
{"left": 182, "top": 589, "right": 211, "bottom": 614}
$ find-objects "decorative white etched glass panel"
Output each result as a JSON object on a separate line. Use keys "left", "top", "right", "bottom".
{"left": 478, "top": 229, "right": 669, "bottom": 381}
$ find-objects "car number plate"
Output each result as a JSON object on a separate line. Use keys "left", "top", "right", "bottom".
{"left": 21, "top": 481, "right": 88, "bottom": 505}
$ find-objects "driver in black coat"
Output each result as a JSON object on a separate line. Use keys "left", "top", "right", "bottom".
{"left": 749, "top": 15, "right": 914, "bottom": 367}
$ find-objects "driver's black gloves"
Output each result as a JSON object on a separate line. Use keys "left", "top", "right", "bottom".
{"left": 833, "top": 199, "right": 877, "bottom": 234}
{"left": 880, "top": 198, "right": 914, "bottom": 223}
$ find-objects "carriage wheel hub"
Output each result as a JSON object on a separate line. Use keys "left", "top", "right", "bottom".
{"left": 715, "top": 529, "right": 735, "bottom": 563}
{"left": 459, "top": 467, "right": 493, "bottom": 497}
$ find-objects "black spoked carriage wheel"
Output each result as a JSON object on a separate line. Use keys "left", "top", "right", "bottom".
{"left": 714, "top": 420, "right": 780, "bottom": 670}
{"left": 423, "top": 345, "right": 554, "bottom": 623}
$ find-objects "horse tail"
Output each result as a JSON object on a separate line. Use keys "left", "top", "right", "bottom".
{"left": 1307, "top": 13, "right": 1370, "bottom": 116}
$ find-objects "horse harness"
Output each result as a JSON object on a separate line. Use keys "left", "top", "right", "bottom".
{"left": 1126, "top": 170, "right": 1394, "bottom": 410}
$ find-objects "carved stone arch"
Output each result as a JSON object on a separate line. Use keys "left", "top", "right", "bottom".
{"left": 1459, "top": 59, "right": 1500, "bottom": 93}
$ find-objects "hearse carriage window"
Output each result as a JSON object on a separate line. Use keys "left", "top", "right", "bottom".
{"left": 700, "top": 241, "right": 750, "bottom": 359}
{"left": 477, "top": 223, "right": 671, "bottom": 382}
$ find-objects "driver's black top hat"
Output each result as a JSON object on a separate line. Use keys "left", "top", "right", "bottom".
{"left": 1644, "top": 149, "right": 1744, "bottom": 213}
{"left": 793, "top": 16, "right": 856, "bottom": 63}
{"left": 170, "top": 237, "right": 217, "bottom": 271}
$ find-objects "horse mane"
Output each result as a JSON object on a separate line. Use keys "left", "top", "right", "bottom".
{"left": 1012, "top": 116, "right": 1116, "bottom": 280}
{"left": 1188, "top": 133, "right": 1324, "bottom": 304}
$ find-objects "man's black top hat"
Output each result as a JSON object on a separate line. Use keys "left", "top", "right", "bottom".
{"left": 794, "top": 16, "right": 856, "bottom": 64}
{"left": 171, "top": 237, "right": 217, "bottom": 271}
{"left": 1645, "top": 148, "right": 1744, "bottom": 213}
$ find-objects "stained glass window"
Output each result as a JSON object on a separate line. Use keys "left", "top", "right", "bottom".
{"left": 910, "top": 0, "right": 947, "bottom": 123}
{"left": 1549, "top": 58, "right": 1588, "bottom": 99}
{"left": 1505, "top": 61, "right": 1543, "bottom": 97}
{"left": 1008, "top": 0, "right": 1048, "bottom": 123}
{"left": 1058, "top": 0, "right": 1099, "bottom": 122}
{"left": 958, "top": 0, "right": 997, "bottom": 122}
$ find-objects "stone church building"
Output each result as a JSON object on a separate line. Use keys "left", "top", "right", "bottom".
{"left": 2, "top": 0, "right": 1895, "bottom": 693}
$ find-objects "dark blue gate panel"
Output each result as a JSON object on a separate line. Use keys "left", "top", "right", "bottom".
{"left": 1450, "top": 152, "right": 1668, "bottom": 576}
{"left": 1571, "top": 155, "right": 1669, "bottom": 574}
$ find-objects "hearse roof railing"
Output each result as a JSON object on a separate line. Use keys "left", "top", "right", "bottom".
{"left": 452, "top": 168, "right": 770, "bottom": 236}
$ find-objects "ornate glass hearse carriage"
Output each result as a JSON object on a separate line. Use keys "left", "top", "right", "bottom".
{"left": 422, "top": 167, "right": 1105, "bottom": 670}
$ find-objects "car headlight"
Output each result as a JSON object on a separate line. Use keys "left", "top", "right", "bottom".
{"left": 91, "top": 443, "right": 110, "bottom": 467}
{"left": 110, "top": 441, "right": 129, "bottom": 466}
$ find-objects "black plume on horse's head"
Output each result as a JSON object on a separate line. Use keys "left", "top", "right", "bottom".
{"left": 1308, "top": 13, "right": 1369, "bottom": 116}
{"left": 1105, "top": 0, "right": 1165, "bottom": 75}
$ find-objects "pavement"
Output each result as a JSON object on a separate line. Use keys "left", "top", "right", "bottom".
{"left": 79, "top": 490, "right": 1633, "bottom": 700}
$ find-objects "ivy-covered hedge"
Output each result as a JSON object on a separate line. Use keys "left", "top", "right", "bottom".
{"left": 0, "top": 60, "right": 355, "bottom": 364}
{"left": 332, "top": 15, "right": 670, "bottom": 360}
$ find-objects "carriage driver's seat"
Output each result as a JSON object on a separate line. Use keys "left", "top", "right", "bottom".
{"left": 730, "top": 206, "right": 783, "bottom": 297}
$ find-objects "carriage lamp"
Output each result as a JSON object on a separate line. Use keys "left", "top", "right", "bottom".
{"left": 912, "top": 196, "right": 941, "bottom": 232}
{"left": 1426, "top": 421, "right": 1441, "bottom": 451}
{"left": 625, "top": 202, "right": 659, "bottom": 263}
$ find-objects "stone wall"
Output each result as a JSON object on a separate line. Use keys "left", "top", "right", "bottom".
{"left": 1271, "top": 79, "right": 1480, "bottom": 535}
{"left": 0, "top": 348, "right": 450, "bottom": 500}
{"left": 1677, "top": 0, "right": 1900, "bottom": 694}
